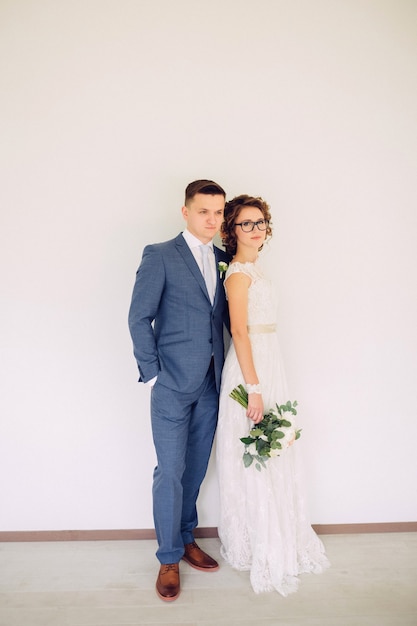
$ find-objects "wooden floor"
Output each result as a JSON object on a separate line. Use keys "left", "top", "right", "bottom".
{"left": 0, "top": 533, "right": 416, "bottom": 625}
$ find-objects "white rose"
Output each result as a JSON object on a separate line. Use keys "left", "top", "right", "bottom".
{"left": 281, "top": 427, "right": 296, "bottom": 449}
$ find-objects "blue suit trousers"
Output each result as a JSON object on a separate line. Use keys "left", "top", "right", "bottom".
{"left": 150, "top": 361, "right": 218, "bottom": 564}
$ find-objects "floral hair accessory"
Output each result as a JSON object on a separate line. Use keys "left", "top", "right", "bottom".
{"left": 218, "top": 261, "right": 228, "bottom": 278}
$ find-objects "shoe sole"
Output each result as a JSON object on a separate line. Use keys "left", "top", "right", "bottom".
{"left": 181, "top": 556, "right": 219, "bottom": 572}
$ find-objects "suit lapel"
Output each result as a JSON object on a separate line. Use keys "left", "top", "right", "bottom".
{"left": 175, "top": 234, "right": 212, "bottom": 303}
{"left": 213, "top": 247, "right": 224, "bottom": 308}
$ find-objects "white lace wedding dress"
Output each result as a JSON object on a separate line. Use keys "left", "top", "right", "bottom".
{"left": 216, "top": 261, "right": 329, "bottom": 595}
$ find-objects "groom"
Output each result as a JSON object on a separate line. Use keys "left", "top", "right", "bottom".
{"left": 128, "top": 179, "right": 230, "bottom": 601}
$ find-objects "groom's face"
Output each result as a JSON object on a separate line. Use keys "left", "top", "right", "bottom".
{"left": 182, "top": 193, "right": 225, "bottom": 244}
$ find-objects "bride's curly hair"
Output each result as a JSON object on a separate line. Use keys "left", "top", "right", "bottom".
{"left": 221, "top": 194, "right": 272, "bottom": 256}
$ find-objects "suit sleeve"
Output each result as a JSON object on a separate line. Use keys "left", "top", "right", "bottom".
{"left": 128, "top": 245, "right": 165, "bottom": 382}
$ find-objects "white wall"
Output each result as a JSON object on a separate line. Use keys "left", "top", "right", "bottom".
{"left": 1, "top": 0, "right": 416, "bottom": 532}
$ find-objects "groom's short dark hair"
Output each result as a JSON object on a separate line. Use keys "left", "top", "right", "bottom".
{"left": 185, "top": 179, "right": 226, "bottom": 205}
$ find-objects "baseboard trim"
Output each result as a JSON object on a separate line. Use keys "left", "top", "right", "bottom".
{"left": 0, "top": 522, "right": 416, "bottom": 542}
{"left": 312, "top": 521, "right": 417, "bottom": 534}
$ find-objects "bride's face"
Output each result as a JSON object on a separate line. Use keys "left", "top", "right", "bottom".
{"left": 234, "top": 207, "right": 267, "bottom": 251}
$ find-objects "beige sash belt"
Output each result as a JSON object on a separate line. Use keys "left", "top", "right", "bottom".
{"left": 247, "top": 324, "right": 277, "bottom": 334}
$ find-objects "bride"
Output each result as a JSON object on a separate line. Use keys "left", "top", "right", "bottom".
{"left": 216, "top": 194, "right": 329, "bottom": 595}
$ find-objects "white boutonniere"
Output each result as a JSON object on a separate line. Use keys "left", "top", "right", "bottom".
{"left": 218, "top": 261, "right": 228, "bottom": 278}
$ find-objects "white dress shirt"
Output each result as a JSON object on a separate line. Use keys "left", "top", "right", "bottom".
{"left": 182, "top": 229, "right": 217, "bottom": 289}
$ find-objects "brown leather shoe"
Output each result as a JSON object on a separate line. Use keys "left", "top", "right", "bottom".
{"left": 182, "top": 541, "right": 219, "bottom": 572}
{"left": 156, "top": 563, "right": 180, "bottom": 602}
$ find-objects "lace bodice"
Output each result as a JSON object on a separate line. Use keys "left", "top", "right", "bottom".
{"left": 224, "top": 262, "right": 277, "bottom": 327}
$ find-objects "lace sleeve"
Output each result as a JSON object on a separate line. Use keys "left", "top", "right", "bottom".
{"left": 224, "top": 262, "right": 254, "bottom": 299}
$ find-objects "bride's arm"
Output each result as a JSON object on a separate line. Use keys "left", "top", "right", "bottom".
{"left": 226, "top": 272, "right": 264, "bottom": 423}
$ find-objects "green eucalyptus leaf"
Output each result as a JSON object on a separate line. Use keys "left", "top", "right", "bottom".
{"left": 243, "top": 452, "right": 254, "bottom": 468}
{"left": 256, "top": 439, "right": 269, "bottom": 453}
{"left": 259, "top": 449, "right": 271, "bottom": 457}
{"left": 240, "top": 437, "right": 255, "bottom": 445}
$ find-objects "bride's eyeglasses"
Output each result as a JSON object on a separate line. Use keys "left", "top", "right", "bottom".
{"left": 234, "top": 219, "right": 269, "bottom": 233}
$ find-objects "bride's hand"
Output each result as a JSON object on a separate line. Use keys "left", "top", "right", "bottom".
{"left": 247, "top": 393, "right": 264, "bottom": 424}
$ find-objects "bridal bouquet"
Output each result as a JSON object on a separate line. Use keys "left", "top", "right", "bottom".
{"left": 230, "top": 384, "right": 302, "bottom": 471}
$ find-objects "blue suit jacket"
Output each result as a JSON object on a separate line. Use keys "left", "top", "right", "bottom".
{"left": 128, "top": 233, "right": 231, "bottom": 394}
